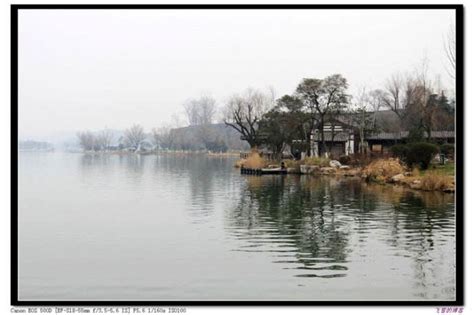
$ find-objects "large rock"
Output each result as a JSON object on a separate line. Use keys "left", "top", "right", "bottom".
{"left": 286, "top": 167, "right": 300, "bottom": 174}
{"left": 320, "top": 167, "right": 336, "bottom": 174}
{"left": 329, "top": 160, "right": 342, "bottom": 168}
{"left": 344, "top": 169, "right": 361, "bottom": 177}
{"left": 390, "top": 173, "right": 405, "bottom": 183}
{"left": 410, "top": 180, "right": 422, "bottom": 190}
{"left": 300, "top": 165, "right": 319, "bottom": 174}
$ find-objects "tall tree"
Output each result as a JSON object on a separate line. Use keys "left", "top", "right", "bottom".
{"left": 276, "top": 95, "right": 311, "bottom": 154}
{"left": 367, "top": 89, "right": 385, "bottom": 129}
{"left": 77, "top": 131, "right": 96, "bottom": 151}
{"left": 96, "top": 129, "right": 114, "bottom": 151}
{"left": 223, "top": 88, "right": 273, "bottom": 148}
{"left": 444, "top": 22, "right": 456, "bottom": 80}
{"left": 296, "top": 74, "right": 349, "bottom": 156}
{"left": 152, "top": 126, "right": 174, "bottom": 150}
{"left": 352, "top": 88, "right": 375, "bottom": 154}
{"left": 183, "top": 95, "right": 217, "bottom": 126}
{"left": 124, "top": 124, "right": 146, "bottom": 149}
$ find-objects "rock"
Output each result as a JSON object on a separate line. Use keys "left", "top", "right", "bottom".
{"left": 287, "top": 167, "right": 300, "bottom": 174}
{"left": 300, "top": 165, "right": 319, "bottom": 174}
{"left": 320, "top": 167, "right": 336, "bottom": 174}
{"left": 404, "top": 171, "right": 413, "bottom": 177}
{"left": 410, "top": 180, "right": 422, "bottom": 190}
{"left": 339, "top": 165, "right": 350, "bottom": 170}
{"left": 390, "top": 173, "right": 405, "bottom": 183}
{"left": 329, "top": 160, "right": 342, "bottom": 168}
{"left": 343, "top": 169, "right": 359, "bottom": 177}
{"left": 443, "top": 186, "right": 455, "bottom": 193}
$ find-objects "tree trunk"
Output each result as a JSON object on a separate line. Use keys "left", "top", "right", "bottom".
{"left": 319, "top": 117, "right": 327, "bottom": 156}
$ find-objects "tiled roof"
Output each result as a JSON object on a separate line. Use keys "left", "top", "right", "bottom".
{"left": 366, "top": 131, "right": 455, "bottom": 140}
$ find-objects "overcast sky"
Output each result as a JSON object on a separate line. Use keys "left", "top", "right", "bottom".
{"left": 18, "top": 9, "right": 455, "bottom": 139}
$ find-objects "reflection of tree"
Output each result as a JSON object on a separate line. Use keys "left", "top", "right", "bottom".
{"left": 228, "top": 175, "right": 455, "bottom": 286}
{"left": 228, "top": 175, "right": 350, "bottom": 277}
{"left": 79, "top": 153, "right": 113, "bottom": 180}
{"left": 152, "top": 155, "right": 235, "bottom": 223}
{"left": 80, "top": 153, "right": 111, "bottom": 168}
{"left": 352, "top": 183, "right": 455, "bottom": 298}
{"left": 118, "top": 154, "right": 146, "bottom": 184}
{"left": 391, "top": 191, "right": 455, "bottom": 298}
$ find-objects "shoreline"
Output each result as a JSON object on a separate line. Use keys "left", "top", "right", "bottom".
{"left": 236, "top": 157, "right": 456, "bottom": 194}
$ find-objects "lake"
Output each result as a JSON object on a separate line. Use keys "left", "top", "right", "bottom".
{"left": 18, "top": 152, "right": 456, "bottom": 301}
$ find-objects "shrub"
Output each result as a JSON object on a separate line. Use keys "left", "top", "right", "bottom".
{"left": 338, "top": 155, "right": 351, "bottom": 165}
{"left": 390, "top": 144, "right": 409, "bottom": 161}
{"left": 406, "top": 142, "right": 439, "bottom": 170}
{"left": 406, "top": 127, "right": 425, "bottom": 143}
{"left": 349, "top": 153, "right": 376, "bottom": 167}
{"left": 440, "top": 143, "right": 455, "bottom": 158}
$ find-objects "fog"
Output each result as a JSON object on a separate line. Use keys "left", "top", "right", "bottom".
{"left": 18, "top": 9, "right": 455, "bottom": 140}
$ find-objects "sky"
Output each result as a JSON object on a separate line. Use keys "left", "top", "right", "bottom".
{"left": 18, "top": 8, "right": 456, "bottom": 140}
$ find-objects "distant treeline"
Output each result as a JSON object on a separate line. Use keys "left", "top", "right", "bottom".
{"left": 76, "top": 123, "right": 248, "bottom": 152}
{"left": 76, "top": 59, "right": 455, "bottom": 156}
{"left": 19, "top": 140, "right": 54, "bottom": 151}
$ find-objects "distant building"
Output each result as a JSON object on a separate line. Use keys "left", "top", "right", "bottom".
{"left": 309, "top": 110, "right": 455, "bottom": 158}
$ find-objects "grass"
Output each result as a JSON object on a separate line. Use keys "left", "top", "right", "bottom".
{"left": 302, "top": 156, "right": 330, "bottom": 167}
{"left": 419, "top": 161, "right": 455, "bottom": 176}
{"left": 413, "top": 162, "right": 455, "bottom": 191}
{"left": 419, "top": 172, "right": 453, "bottom": 191}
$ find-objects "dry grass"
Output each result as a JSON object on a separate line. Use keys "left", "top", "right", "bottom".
{"left": 243, "top": 151, "right": 266, "bottom": 169}
{"left": 363, "top": 158, "right": 405, "bottom": 182}
{"left": 412, "top": 167, "right": 421, "bottom": 177}
{"left": 282, "top": 159, "right": 302, "bottom": 168}
{"left": 303, "top": 156, "right": 330, "bottom": 167}
{"left": 419, "top": 173, "right": 453, "bottom": 191}
{"left": 234, "top": 159, "right": 246, "bottom": 168}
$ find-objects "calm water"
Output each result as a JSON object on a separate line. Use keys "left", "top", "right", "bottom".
{"left": 18, "top": 152, "right": 456, "bottom": 301}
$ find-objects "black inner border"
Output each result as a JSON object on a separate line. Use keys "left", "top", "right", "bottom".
{"left": 11, "top": 4, "right": 465, "bottom": 307}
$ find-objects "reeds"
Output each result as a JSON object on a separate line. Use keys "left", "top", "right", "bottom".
{"left": 243, "top": 151, "right": 266, "bottom": 169}
{"left": 302, "top": 156, "right": 330, "bottom": 167}
{"left": 419, "top": 173, "right": 453, "bottom": 191}
{"left": 363, "top": 158, "right": 405, "bottom": 182}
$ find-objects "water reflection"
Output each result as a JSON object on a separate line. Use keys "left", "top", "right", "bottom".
{"left": 22, "top": 153, "right": 455, "bottom": 300}
{"left": 227, "top": 175, "right": 455, "bottom": 285}
{"left": 151, "top": 155, "right": 235, "bottom": 223}
{"left": 228, "top": 175, "right": 350, "bottom": 278}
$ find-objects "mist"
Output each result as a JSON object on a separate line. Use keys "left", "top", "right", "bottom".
{"left": 18, "top": 9, "right": 455, "bottom": 141}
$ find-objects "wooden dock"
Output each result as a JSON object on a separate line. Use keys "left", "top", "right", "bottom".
{"left": 240, "top": 167, "right": 288, "bottom": 175}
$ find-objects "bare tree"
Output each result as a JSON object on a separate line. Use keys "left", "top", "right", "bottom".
{"left": 96, "top": 129, "right": 114, "bottom": 151}
{"left": 223, "top": 88, "right": 273, "bottom": 148}
{"left": 444, "top": 22, "right": 456, "bottom": 80}
{"left": 124, "top": 124, "right": 146, "bottom": 149}
{"left": 352, "top": 87, "right": 374, "bottom": 154}
{"left": 183, "top": 95, "right": 217, "bottom": 126}
{"left": 183, "top": 100, "right": 200, "bottom": 126}
{"left": 171, "top": 112, "right": 186, "bottom": 129}
{"left": 77, "top": 131, "right": 96, "bottom": 151}
{"left": 382, "top": 73, "right": 405, "bottom": 119}
{"left": 152, "top": 126, "right": 174, "bottom": 150}
{"left": 368, "top": 89, "right": 385, "bottom": 129}
{"left": 296, "top": 74, "right": 349, "bottom": 156}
